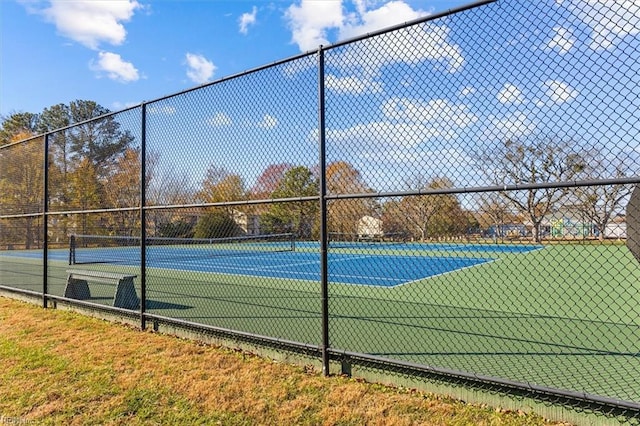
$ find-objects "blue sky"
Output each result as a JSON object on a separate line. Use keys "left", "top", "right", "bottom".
{"left": 1, "top": 0, "right": 638, "bottom": 194}
{"left": 1, "top": 0, "right": 473, "bottom": 117}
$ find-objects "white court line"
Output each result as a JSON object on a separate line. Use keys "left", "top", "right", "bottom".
{"left": 148, "top": 253, "right": 496, "bottom": 288}
{"left": 397, "top": 258, "right": 498, "bottom": 288}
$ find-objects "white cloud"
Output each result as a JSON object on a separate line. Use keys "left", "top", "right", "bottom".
{"left": 544, "top": 80, "right": 578, "bottom": 103}
{"left": 284, "top": 1, "right": 463, "bottom": 80}
{"left": 558, "top": 0, "right": 639, "bottom": 50}
{"left": 486, "top": 112, "right": 536, "bottom": 140}
{"left": 322, "top": 97, "right": 476, "bottom": 162}
{"left": 546, "top": 26, "right": 576, "bottom": 54}
{"left": 381, "top": 97, "right": 477, "bottom": 129}
{"left": 185, "top": 53, "right": 216, "bottom": 84}
{"left": 327, "top": 122, "right": 444, "bottom": 150}
{"left": 285, "top": 0, "right": 343, "bottom": 51}
{"left": 257, "top": 114, "right": 278, "bottom": 129}
{"left": 361, "top": 146, "right": 471, "bottom": 172}
{"left": 331, "top": 22, "right": 464, "bottom": 77}
{"left": 148, "top": 105, "right": 177, "bottom": 115}
{"left": 36, "top": 0, "right": 141, "bottom": 49}
{"left": 91, "top": 51, "right": 139, "bottom": 82}
{"left": 339, "top": 0, "right": 426, "bottom": 40}
{"left": 207, "top": 112, "right": 232, "bottom": 127}
{"left": 112, "top": 101, "right": 141, "bottom": 111}
{"left": 458, "top": 86, "right": 476, "bottom": 97}
{"left": 497, "top": 83, "right": 524, "bottom": 105}
{"left": 239, "top": 6, "right": 257, "bottom": 35}
{"left": 326, "top": 74, "right": 383, "bottom": 94}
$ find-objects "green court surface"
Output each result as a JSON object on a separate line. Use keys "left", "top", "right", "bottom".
{"left": 1, "top": 242, "right": 639, "bottom": 403}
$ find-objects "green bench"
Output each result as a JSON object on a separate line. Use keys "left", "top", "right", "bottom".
{"left": 65, "top": 270, "right": 139, "bottom": 310}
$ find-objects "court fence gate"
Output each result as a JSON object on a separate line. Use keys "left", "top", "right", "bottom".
{"left": 1, "top": 0, "right": 639, "bottom": 422}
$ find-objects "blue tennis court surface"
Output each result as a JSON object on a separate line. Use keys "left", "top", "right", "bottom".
{"left": 2, "top": 246, "right": 501, "bottom": 287}
{"left": 144, "top": 251, "right": 495, "bottom": 287}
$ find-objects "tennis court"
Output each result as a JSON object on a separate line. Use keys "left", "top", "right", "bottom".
{"left": 1, "top": 240, "right": 639, "bottom": 404}
{"left": 5, "top": 236, "right": 514, "bottom": 287}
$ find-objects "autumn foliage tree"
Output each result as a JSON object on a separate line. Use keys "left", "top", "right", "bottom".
{"left": 195, "top": 165, "right": 246, "bottom": 237}
{"left": 68, "top": 158, "right": 102, "bottom": 236}
{"left": 326, "top": 161, "right": 376, "bottom": 237}
{"left": 0, "top": 113, "right": 39, "bottom": 146}
{"left": 198, "top": 166, "right": 246, "bottom": 205}
{"left": 0, "top": 132, "right": 44, "bottom": 248}
{"left": 396, "top": 176, "right": 466, "bottom": 241}
{"left": 250, "top": 163, "right": 293, "bottom": 200}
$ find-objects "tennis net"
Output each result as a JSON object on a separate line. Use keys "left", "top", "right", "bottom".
{"left": 69, "top": 233, "right": 296, "bottom": 265}
{"left": 327, "top": 232, "right": 408, "bottom": 249}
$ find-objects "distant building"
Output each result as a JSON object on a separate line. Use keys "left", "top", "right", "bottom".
{"left": 231, "top": 210, "right": 260, "bottom": 235}
{"left": 357, "top": 216, "right": 383, "bottom": 238}
{"left": 486, "top": 224, "right": 528, "bottom": 239}
{"left": 604, "top": 216, "right": 627, "bottom": 239}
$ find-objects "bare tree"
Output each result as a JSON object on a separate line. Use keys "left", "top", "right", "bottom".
{"left": 478, "top": 135, "right": 587, "bottom": 243}
{"left": 573, "top": 154, "right": 633, "bottom": 241}
{"left": 399, "top": 175, "right": 464, "bottom": 241}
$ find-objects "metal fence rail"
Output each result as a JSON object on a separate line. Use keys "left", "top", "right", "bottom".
{"left": 1, "top": 0, "right": 639, "bottom": 418}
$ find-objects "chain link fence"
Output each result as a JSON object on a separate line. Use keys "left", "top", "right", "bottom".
{"left": 1, "top": 0, "right": 639, "bottom": 417}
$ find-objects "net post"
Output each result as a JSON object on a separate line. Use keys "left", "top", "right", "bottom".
{"left": 69, "top": 235, "right": 75, "bottom": 265}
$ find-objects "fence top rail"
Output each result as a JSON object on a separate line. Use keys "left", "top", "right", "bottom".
{"left": 0, "top": 134, "right": 45, "bottom": 150}
{"left": 324, "top": 0, "right": 497, "bottom": 50}
{"left": 326, "top": 177, "right": 640, "bottom": 200}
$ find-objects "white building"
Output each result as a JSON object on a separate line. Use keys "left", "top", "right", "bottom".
{"left": 357, "top": 216, "right": 383, "bottom": 238}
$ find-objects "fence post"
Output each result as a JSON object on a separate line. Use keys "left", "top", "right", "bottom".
{"left": 318, "top": 46, "right": 330, "bottom": 376}
{"left": 42, "top": 133, "right": 49, "bottom": 308}
{"left": 140, "top": 103, "right": 147, "bottom": 330}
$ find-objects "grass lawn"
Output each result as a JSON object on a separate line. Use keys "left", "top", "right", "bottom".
{"left": 0, "top": 296, "right": 566, "bottom": 425}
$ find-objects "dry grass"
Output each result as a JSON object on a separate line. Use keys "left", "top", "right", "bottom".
{"left": 0, "top": 296, "right": 567, "bottom": 425}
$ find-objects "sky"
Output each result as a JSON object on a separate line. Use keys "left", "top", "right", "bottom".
{"left": 1, "top": 0, "right": 638, "bottom": 194}
{"left": 0, "top": 0, "right": 473, "bottom": 117}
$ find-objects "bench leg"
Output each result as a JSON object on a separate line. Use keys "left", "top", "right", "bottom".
{"left": 64, "top": 277, "right": 91, "bottom": 300}
{"left": 113, "top": 278, "right": 140, "bottom": 310}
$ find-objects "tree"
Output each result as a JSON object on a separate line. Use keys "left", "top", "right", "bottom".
{"left": 250, "top": 163, "right": 293, "bottom": 200}
{"left": 0, "top": 112, "right": 40, "bottom": 146}
{"left": 198, "top": 166, "right": 245, "bottom": 205}
{"left": 197, "top": 166, "right": 247, "bottom": 235}
{"left": 67, "top": 100, "right": 135, "bottom": 178}
{"left": 262, "top": 166, "right": 319, "bottom": 238}
{"left": 381, "top": 198, "right": 410, "bottom": 239}
{"left": 478, "top": 135, "right": 587, "bottom": 242}
{"left": 39, "top": 101, "right": 134, "bottom": 181}
{"left": 157, "top": 220, "right": 194, "bottom": 238}
{"left": 39, "top": 104, "right": 73, "bottom": 210}
{"left": 104, "top": 148, "right": 141, "bottom": 207}
{"left": 146, "top": 150, "right": 196, "bottom": 237}
{"left": 326, "top": 161, "right": 377, "bottom": 236}
{"left": 0, "top": 132, "right": 44, "bottom": 248}
{"left": 573, "top": 154, "right": 633, "bottom": 241}
{"left": 193, "top": 211, "right": 241, "bottom": 239}
{"left": 67, "top": 158, "right": 102, "bottom": 236}
{"left": 104, "top": 148, "right": 142, "bottom": 235}
{"left": 476, "top": 192, "right": 519, "bottom": 241}
{"left": 399, "top": 176, "right": 465, "bottom": 241}
{"left": 37, "top": 101, "right": 134, "bottom": 224}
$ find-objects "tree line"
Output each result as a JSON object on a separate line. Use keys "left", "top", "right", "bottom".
{"left": 1, "top": 102, "right": 632, "bottom": 248}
